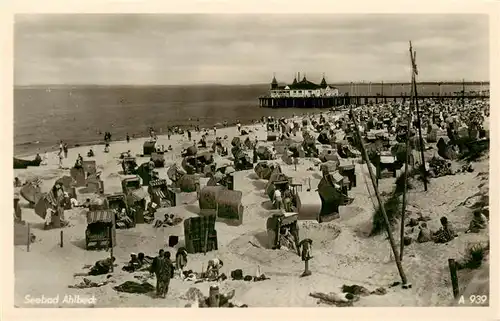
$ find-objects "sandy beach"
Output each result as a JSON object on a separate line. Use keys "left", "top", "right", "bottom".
{"left": 13, "top": 111, "right": 490, "bottom": 308}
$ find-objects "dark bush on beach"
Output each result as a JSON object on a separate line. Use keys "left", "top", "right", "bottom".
{"left": 459, "top": 243, "right": 489, "bottom": 270}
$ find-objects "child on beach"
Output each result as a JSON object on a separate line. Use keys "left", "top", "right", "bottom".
{"left": 58, "top": 151, "right": 64, "bottom": 168}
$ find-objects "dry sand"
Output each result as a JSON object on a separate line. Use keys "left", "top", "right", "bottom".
{"left": 14, "top": 117, "right": 489, "bottom": 307}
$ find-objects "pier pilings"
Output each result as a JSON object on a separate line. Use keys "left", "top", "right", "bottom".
{"left": 258, "top": 94, "right": 489, "bottom": 108}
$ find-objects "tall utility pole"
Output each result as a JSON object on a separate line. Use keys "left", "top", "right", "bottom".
{"left": 349, "top": 109, "right": 409, "bottom": 286}
{"left": 409, "top": 41, "right": 428, "bottom": 191}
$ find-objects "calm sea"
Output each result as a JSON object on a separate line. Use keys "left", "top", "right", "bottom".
{"left": 14, "top": 83, "right": 487, "bottom": 157}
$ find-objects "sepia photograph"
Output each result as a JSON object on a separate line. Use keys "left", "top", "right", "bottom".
{"left": 11, "top": 11, "right": 492, "bottom": 310}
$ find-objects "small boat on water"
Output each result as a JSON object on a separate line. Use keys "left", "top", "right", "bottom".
{"left": 14, "top": 157, "right": 42, "bottom": 169}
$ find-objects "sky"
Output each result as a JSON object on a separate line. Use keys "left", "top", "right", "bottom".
{"left": 14, "top": 14, "right": 489, "bottom": 86}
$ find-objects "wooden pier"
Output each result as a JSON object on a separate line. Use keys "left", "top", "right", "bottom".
{"left": 258, "top": 94, "right": 489, "bottom": 108}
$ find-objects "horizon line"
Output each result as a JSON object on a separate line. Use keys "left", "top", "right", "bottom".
{"left": 14, "top": 80, "right": 491, "bottom": 88}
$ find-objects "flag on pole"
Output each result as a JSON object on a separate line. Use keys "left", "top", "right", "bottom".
{"left": 409, "top": 41, "right": 418, "bottom": 75}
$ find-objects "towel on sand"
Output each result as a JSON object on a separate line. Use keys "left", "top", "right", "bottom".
{"left": 113, "top": 281, "right": 155, "bottom": 294}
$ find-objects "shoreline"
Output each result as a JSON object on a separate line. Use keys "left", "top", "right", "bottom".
{"left": 14, "top": 109, "right": 340, "bottom": 159}
{"left": 13, "top": 107, "right": 332, "bottom": 160}
{"left": 13, "top": 111, "right": 328, "bottom": 164}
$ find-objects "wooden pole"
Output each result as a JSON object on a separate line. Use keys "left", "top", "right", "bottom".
{"left": 110, "top": 211, "right": 115, "bottom": 272}
{"left": 409, "top": 42, "right": 428, "bottom": 191}
{"left": 209, "top": 285, "right": 220, "bottom": 307}
{"left": 27, "top": 223, "right": 30, "bottom": 252}
{"left": 203, "top": 229, "right": 209, "bottom": 255}
{"left": 399, "top": 73, "right": 415, "bottom": 261}
{"left": 60, "top": 230, "right": 64, "bottom": 248}
{"left": 349, "top": 109, "right": 408, "bottom": 285}
{"left": 448, "top": 259, "right": 459, "bottom": 299}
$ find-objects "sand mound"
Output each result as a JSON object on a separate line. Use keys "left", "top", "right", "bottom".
{"left": 298, "top": 221, "right": 342, "bottom": 246}
{"left": 226, "top": 222, "right": 341, "bottom": 270}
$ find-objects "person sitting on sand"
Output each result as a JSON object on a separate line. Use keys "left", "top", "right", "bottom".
{"left": 123, "top": 253, "right": 141, "bottom": 272}
{"left": 273, "top": 189, "right": 282, "bottom": 210}
{"left": 198, "top": 137, "right": 207, "bottom": 148}
{"left": 69, "top": 195, "right": 79, "bottom": 208}
{"left": 466, "top": 210, "right": 488, "bottom": 234}
{"left": 116, "top": 208, "right": 133, "bottom": 228}
{"left": 148, "top": 158, "right": 155, "bottom": 174}
{"left": 34, "top": 153, "right": 42, "bottom": 163}
{"left": 154, "top": 213, "right": 175, "bottom": 228}
{"left": 417, "top": 222, "right": 433, "bottom": 243}
{"left": 87, "top": 149, "right": 94, "bottom": 157}
{"left": 280, "top": 227, "right": 297, "bottom": 252}
{"left": 147, "top": 201, "right": 158, "bottom": 214}
{"left": 206, "top": 258, "right": 224, "bottom": 280}
{"left": 433, "top": 216, "right": 457, "bottom": 243}
{"left": 87, "top": 257, "right": 116, "bottom": 276}
{"left": 80, "top": 198, "right": 91, "bottom": 209}
{"left": 175, "top": 247, "right": 188, "bottom": 279}
{"left": 74, "top": 154, "right": 83, "bottom": 169}
{"left": 104, "top": 143, "right": 110, "bottom": 153}
{"left": 137, "top": 252, "right": 152, "bottom": 267}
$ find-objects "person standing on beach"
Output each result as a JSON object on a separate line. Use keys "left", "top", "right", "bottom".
{"left": 150, "top": 249, "right": 169, "bottom": 298}
{"left": 58, "top": 151, "right": 64, "bottom": 168}
{"left": 237, "top": 120, "right": 241, "bottom": 134}
{"left": 187, "top": 130, "right": 192, "bottom": 141}
{"left": 126, "top": 133, "right": 130, "bottom": 143}
{"left": 63, "top": 143, "right": 68, "bottom": 159}
{"left": 167, "top": 127, "right": 171, "bottom": 140}
{"left": 213, "top": 126, "right": 217, "bottom": 136}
